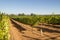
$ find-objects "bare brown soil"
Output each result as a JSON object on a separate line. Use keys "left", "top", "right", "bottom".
{"left": 9, "top": 19, "right": 60, "bottom": 40}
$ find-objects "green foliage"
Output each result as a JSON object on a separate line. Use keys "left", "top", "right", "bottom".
{"left": 47, "top": 16, "right": 60, "bottom": 24}
{"left": 13, "top": 16, "right": 39, "bottom": 26}
{"left": 12, "top": 15, "right": 60, "bottom": 26}
{"left": 0, "top": 14, "right": 9, "bottom": 40}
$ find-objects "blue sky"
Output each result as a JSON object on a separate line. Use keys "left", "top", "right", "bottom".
{"left": 0, "top": 0, "right": 60, "bottom": 15}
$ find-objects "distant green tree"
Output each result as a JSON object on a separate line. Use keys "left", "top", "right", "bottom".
{"left": 10, "top": 14, "right": 16, "bottom": 16}
{"left": 30, "top": 13, "right": 36, "bottom": 16}
{"left": 18, "top": 13, "right": 25, "bottom": 16}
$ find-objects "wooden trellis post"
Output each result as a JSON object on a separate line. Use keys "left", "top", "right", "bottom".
{"left": 41, "top": 29, "right": 43, "bottom": 36}
{"left": 40, "top": 23, "right": 43, "bottom": 36}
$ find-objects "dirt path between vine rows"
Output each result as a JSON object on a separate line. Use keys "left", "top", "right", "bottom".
{"left": 9, "top": 19, "right": 60, "bottom": 40}
{"left": 9, "top": 19, "right": 41, "bottom": 40}
{"left": 9, "top": 19, "right": 23, "bottom": 40}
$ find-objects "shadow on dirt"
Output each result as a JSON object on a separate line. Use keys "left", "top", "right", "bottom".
{"left": 11, "top": 19, "right": 26, "bottom": 32}
{"left": 34, "top": 26, "right": 60, "bottom": 33}
{"left": 39, "top": 24, "right": 60, "bottom": 29}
